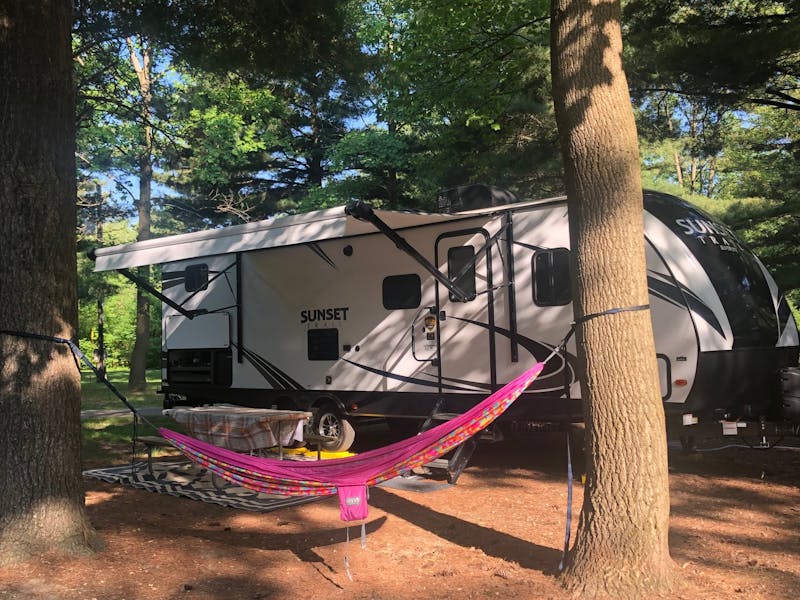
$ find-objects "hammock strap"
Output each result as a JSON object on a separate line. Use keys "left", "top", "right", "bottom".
{"left": 551, "top": 304, "right": 648, "bottom": 571}
{"left": 0, "top": 329, "right": 150, "bottom": 421}
{"left": 342, "top": 520, "right": 368, "bottom": 581}
{"left": 344, "top": 526, "right": 353, "bottom": 581}
{"left": 1, "top": 329, "right": 165, "bottom": 473}
{"left": 573, "top": 304, "right": 650, "bottom": 325}
{"left": 558, "top": 431, "right": 574, "bottom": 572}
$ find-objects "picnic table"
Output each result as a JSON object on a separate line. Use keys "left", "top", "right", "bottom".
{"left": 163, "top": 405, "right": 312, "bottom": 458}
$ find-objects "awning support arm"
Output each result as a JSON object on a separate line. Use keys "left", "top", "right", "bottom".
{"left": 117, "top": 267, "right": 206, "bottom": 320}
{"left": 345, "top": 201, "right": 470, "bottom": 302}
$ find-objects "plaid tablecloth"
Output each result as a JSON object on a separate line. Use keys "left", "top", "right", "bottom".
{"left": 163, "top": 405, "right": 312, "bottom": 452}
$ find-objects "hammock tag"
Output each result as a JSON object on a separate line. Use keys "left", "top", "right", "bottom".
{"left": 337, "top": 484, "right": 369, "bottom": 522}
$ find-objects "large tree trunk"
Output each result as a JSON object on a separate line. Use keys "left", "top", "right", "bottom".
{"left": 666, "top": 112, "right": 685, "bottom": 187}
{"left": 127, "top": 37, "right": 153, "bottom": 391}
{"left": 385, "top": 121, "right": 400, "bottom": 207}
{"left": 0, "top": 0, "right": 97, "bottom": 565}
{"left": 550, "top": 1, "right": 674, "bottom": 597}
{"left": 307, "top": 102, "right": 326, "bottom": 189}
{"left": 94, "top": 184, "right": 107, "bottom": 382}
{"left": 127, "top": 192, "right": 151, "bottom": 391}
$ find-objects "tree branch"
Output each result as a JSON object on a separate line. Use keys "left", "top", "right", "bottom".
{"left": 632, "top": 86, "right": 800, "bottom": 111}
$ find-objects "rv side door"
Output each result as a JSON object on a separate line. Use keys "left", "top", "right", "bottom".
{"left": 434, "top": 229, "right": 497, "bottom": 391}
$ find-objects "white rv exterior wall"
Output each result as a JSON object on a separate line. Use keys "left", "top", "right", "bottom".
{"left": 158, "top": 201, "right": 702, "bottom": 407}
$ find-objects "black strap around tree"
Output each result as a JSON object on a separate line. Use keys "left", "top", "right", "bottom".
{"left": 573, "top": 303, "right": 650, "bottom": 325}
{"left": 0, "top": 329, "right": 162, "bottom": 465}
{"left": 1, "top": 329, "right": 142, "bottom": 416}
{"left": 0, "top": 329, "right": 159, "bottom": 470}
{"left": 555, "top": 303, "right": 650, "bottom": 570}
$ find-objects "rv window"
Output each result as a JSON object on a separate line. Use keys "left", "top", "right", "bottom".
{"left": 383, "top": 274, "right": 422, "bottom": 310}
{"left": 308, "top": 328, "right": 339, "bottom": 361}
{"left": 448, "top": 246, "right": 476, "bottom": 302}
{"left": 185, "top": 263, "right": 209, "bottom": 292}
{"left": 533, "top": 248, "right": 571, "bottom": 306}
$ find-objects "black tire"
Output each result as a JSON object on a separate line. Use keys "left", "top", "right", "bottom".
{"left": 314, "top": 404, "right": 356, "bottom": 452}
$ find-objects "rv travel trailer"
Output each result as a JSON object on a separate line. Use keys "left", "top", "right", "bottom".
{"left": 93, "top": 186, "right": 800, "bottom": 452}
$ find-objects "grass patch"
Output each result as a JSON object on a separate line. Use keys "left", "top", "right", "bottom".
{"left": 81, "top": 367, "right": 162, "bottom": 411}
{"left": 82, "top": 414, "right": 184, "bottom": 468}
{"left": 80, "top": 368, "right": 189, "bottom": 468}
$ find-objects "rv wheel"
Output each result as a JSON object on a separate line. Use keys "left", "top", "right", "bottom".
{"left": 314, "top": 404, "right": 355, "bottom": 452}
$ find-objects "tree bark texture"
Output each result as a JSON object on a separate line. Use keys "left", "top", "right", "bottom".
{"left": 127, "top": 38, "right": 153, "bottom": 391}
{"left": 550, "top": 1, "right": 674, "bottom": 597}
{"left": 94, "top": 187, "right": 106, "bottom": 382}
{"left": 0, "top": 0, "right": 96, "bottom": 565}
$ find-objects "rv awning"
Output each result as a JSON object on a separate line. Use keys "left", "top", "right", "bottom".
{"left": 93, "top": 206, "right": 465, "bottom": 271}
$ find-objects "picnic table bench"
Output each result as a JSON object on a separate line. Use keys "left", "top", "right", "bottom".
{"left": 134, "top": 435, "right": 178, "bottom": 477}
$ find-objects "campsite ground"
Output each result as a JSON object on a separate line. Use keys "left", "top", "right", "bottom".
{"left": 2, "top": 427, "right": 799, "bottom": 599}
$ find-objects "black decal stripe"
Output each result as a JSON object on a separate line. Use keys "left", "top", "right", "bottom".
{"left": 647, "top": 274, "right": 725, "bottom": 338}
{"left": 162, "top": 271, "right": 184, "bottom": 281}
{"left": 234, "top": 345, "right": 305, "bottom": 391}
{"left": 340, "top": 358, "right": 475, "bottom": 391}
{"left": 241, "top": 349, "right": 284, "bottom": 389}
{"left": 439, "top": 375, "right": 492, "bottom": 391}
{"left": 306, "top": 242, "right": 337, "bottom": 269}
{"left": 244, "top": 349, "right": 305, "bottom": 391}
{"left": 447, "top": 317, "right": 577, "bottom": 393}
{"left": 649, "top": 290, "right": 682, "bottom": 310}
{"left": 647, "top": 274, "right": 687, "bottom": 310}
{"left": 161, "top": 271, "right": 185, "bottom": 290}
{"left": 512, "top": 240, "right": 546, "bottom": 252}
{"left": 778, "top": 296, "right": 791, "bottom": 327}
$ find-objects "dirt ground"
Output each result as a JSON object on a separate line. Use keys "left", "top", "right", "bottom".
{"left": 1, "top": 429, "right": 799, "bottom": 600}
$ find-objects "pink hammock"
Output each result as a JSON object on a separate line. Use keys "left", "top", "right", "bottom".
{"left": 160, "top": 362, "right": 544, "bottom": 521}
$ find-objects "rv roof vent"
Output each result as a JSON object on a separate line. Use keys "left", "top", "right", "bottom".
{"left": 436, "top": 184, "right": 518, "bottom": 213}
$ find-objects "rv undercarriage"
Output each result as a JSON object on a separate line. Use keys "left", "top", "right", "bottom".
{"left": 668, "top": 416, "right": 800, "bottom": 453}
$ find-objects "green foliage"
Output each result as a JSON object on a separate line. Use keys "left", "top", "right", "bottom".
{"left": 75, "top": 35, "right": 176, "bottom": 176}
{"left": 309, "top": 127, "right": 429, "bottom": 209}
{"left": 264, "top": 68, "right": 369, "bottom": 210}
{"left": 378, "top": 1, "right": 552, "bottom": 124}
{"left": 721, "top": 107, "right": 800, "bottom": 202}
{"left": 366, "top": 0, "right": 561, "bottom": 199}
{"left": 638, "top": 99, "right": 750, "bottom": 199}
{"left": 82, "top": 286, "right": 132, "bottom": 367}
{"left": 162, "top": 72, "right": 286, "bottom": 225}
{"left": 331, "top": 128, "right": 413, "bottom": 174}
{"left": 626, "top": 2, "right": 800, "bottom": 316}
{"left": 624, "top": 0, "right": 800, "bottom": 111}
{"left": 75, "top": 0, "right": 357, "bottom": 80}
{"left": 77, "top": 220, "right": 161, "bottom": 369}
{"left": 679, "top": 194, "right": 800, "bottom": 322}
{"left": 72, "top": 0, "right": 800, "bottom": 354}
{"left": 76, "top": 0, "right": 562, "bottom": 221}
